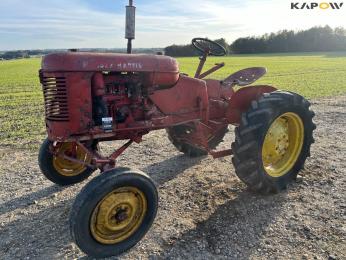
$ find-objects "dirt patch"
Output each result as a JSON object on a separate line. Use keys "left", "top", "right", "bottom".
{"left": 0, "top": 96, "right": 345, "bottom": 259}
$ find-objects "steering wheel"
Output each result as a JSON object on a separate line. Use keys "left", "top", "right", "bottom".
{"left": 192, "top": 38, "right": 227, "bottom": 56}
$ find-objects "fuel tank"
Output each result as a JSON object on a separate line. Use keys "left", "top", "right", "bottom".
{"left": 42, "top": 52, "right": 180, "bottom": 88}
{"left": 42, "top": 52, "right": 179, "bottom": 72}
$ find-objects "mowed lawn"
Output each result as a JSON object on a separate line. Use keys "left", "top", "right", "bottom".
{"left": 0, "top": 53, "right": 346, "bottom": 150}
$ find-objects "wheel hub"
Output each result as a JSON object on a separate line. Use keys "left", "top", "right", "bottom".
{"left": 263, "top": 118, "right": 289, "bottom": 164}
{"left": 262, "top": 112, "right": 304, "bottom": 177}
{"left": 53, "top": 142, "right": 91, "bottom": 176}
{"left": 113, "top": 207, "right": 129, "bottom": 223}
{"left": 90, "top": 187, "right": 147, "bottom": 245}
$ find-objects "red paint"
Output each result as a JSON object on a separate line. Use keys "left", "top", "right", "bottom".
{"left": 40, "top": 51, "right": 276, "bottom": 170}
{"left": 226, "top": 85, "right": 277, "bottom": 124}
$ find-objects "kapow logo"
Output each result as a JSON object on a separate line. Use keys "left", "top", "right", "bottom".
{"left": 291, "top": 2, "right": 344, "bottom": 9}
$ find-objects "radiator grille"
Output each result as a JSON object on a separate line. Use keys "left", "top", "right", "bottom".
{"left": 41, "top": 75, "right": 69, "bottom": 121}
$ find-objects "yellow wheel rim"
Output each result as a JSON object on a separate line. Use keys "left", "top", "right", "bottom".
{"left": 262, "top": 112, "right": 304, "bottom": 178}
{"left": 53, "top": 142, "right": 91, "bottom": 177}
{"left": 90, "top": 187, "right": 147, "bottom": 245}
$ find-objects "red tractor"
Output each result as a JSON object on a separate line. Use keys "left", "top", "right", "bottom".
{"left": 38, "top": 38, "right": 315, "bottom": 258}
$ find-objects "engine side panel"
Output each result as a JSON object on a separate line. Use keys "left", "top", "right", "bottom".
{"left": 149, "top": 75, "right": 209, "bottom": 121}
{"left": 41, "top": 71, "right": 93, "bottom": 141}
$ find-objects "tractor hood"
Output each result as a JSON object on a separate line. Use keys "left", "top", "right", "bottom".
{"left": 41, "top": 52, "right": 179, "bottom": 73}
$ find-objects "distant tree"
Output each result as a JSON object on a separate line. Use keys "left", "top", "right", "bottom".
{"left": 214, "top": 38, "right": 231, "bottom": 54}
{"left": 164, "top": 44, "right": 197, "bottom": 57}
{"left": 0, "top": 51, "right": 23, "bottom": 60}
{"left": 230, "top": 26, "right": 346, "bottom": 54}
{"left": 164, "top": 38, "right": 231, "bottom": 57}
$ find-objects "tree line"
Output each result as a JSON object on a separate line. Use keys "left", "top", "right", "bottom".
{"left": 0, "top": 50, "right": 59, "bottom": 60}
{"left": 164, "top": 38, "right": 230, "bottom": 57}
{"left": 0, "top": 48, "right": 163, "bottom": 60}
{"left": 164, "top": 26, "right": 346, "bottom": 56}
{"left": 1, "top": 26, "right": 345, "bottom": 60}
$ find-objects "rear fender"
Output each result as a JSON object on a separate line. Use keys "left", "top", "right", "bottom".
{"left": 226, "top": 85, "right": 277, "bottom": 124}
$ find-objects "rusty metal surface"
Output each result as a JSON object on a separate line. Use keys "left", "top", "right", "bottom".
{"left": 226, "top": 85, "right": 277, "bottom": 124}
{"left": 192, "top": 38, "right": 226, "bottom": 78}
{"left": 40, "top": 48, "right": 278, "bottom": 163}
{"left": 149, "top": 75, "right": 209, "bottom": 121}
{"left": 194, "top": 55, "right": 207, "bottom": 78}
{"left": 198, "top": 62, "right": 225, "bottom": 79}
{"left": 210, "top": 149, "right": 233, "bottom": 159}
{"left": 42, "top": 72, "right": 93, "bottom": 141}
{"left": 223, "top": 67, "right": 267, "bottom": 86}
{"left": 42, "top": 52, "right": 179, "bottom": 73}
{"left": 41, "top": 67, "right": 276, "bottom": 144}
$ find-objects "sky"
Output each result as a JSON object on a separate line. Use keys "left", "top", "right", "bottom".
{"left": 0, "top": 0, "right": 345, "bottom": 51}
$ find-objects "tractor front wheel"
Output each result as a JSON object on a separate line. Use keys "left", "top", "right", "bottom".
{"left": 232, "top": 91, "right": 316, "bottom": 193}
{"left": 38, "top": 138, "right": 95, "bottom": 186}
{"left": 70, "top": 167, "right": 158, "bottom": 258}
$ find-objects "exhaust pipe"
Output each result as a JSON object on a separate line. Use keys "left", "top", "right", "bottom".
{"left": 125, "top": 0, "right": 136, "bottom": 54}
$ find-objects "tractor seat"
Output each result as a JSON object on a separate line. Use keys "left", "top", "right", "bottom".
{"left": 223, "top": 67, "right": 267, "bottom": 86}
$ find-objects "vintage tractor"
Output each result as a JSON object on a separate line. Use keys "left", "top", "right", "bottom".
{"left": 38, "top": 38, "right": 315, "bottom": 257}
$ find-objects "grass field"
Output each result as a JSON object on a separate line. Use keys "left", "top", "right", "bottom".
{"left": 1, "top": 53, "right": 346, "bottom": 150}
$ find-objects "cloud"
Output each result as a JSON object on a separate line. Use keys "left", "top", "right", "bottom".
{"left": 0, "top": 0, "right": 125, "bottom": 50}
{"left": 0, "top": 0, "right": 345, "bottom": 50}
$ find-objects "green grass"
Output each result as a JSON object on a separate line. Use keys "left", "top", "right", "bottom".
{"left": 178, "top": 52, "right": 346, "bottom": 98}
{"left": 0, "top": 58, "right": 44, "bottom": 150}
{"left": 1, "top": 52, "right": 346, "bottom": 150}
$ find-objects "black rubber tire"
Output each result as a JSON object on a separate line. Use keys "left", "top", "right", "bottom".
{"left": 38, "top": 138, "right": 95, "bottom": 186}
{"left": 70, "top": 167, "right": 158, "bottom": 258}
{"left": 166, "top": 125, "right": 228, "bottom": 157}
{"left": 232, "top": 90, "right": 316, "bottom": 193}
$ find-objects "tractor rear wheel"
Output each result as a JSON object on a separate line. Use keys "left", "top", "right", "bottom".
{"left": 70, "top": 167, "right": 158, "bottom": 258}
{"left": 166, "top": 124, "right": 228, "bottom": 157}
{"left": 232, "top": 91, "right": 316, "bottom": 193}
{"left": 38, "top": 138, "right": 96, "bottom": 186}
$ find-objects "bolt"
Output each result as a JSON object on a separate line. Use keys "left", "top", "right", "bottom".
{"left": 114, "top": 209, "right": 128, "bottom": 223}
